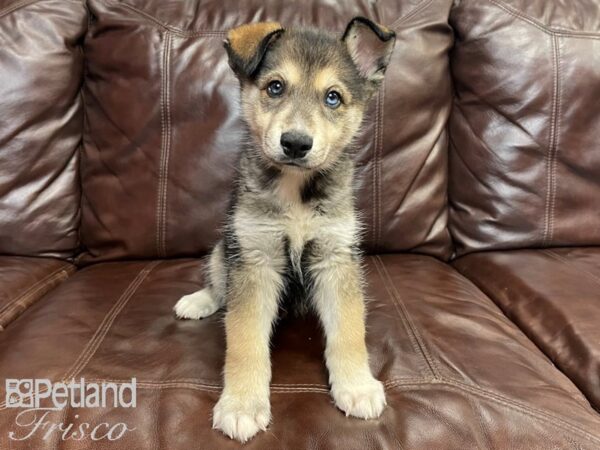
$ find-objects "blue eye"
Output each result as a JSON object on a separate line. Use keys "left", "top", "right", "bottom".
{"left": 325, "top": 90, "right": 342, "bottom": 108}
{"left": 267, "top": 80, "right": 284, "bottom": 97}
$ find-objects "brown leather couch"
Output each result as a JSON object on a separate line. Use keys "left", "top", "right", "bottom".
{"left": 1, "top": 0, "right": 599, "bottom": 448}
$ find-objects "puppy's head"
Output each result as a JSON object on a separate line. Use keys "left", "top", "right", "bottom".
{"left": 225, "top": 17, "right": 395, "bottom": 172}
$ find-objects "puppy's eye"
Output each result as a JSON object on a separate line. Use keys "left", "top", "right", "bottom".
{"left": 267, "top": 80, "right": 284, "bottom": 97}
{"left": 325, "top": 90, "right": 342, "bottom": 108}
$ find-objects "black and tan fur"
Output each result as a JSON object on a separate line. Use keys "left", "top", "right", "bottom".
{"left": 175, "top": 17, "right": 395, "bottom": 443}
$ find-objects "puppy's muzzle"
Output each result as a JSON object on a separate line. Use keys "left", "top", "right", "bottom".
{"left": 280, "top": 131, "right": 313, "bottom": 160}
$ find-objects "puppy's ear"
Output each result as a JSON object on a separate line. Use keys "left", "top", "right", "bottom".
{"left": 224, "top": 22, "right": 284, "bottom": 79}
{"left": 342, "top": 17, "right": 396, "bottom": 85}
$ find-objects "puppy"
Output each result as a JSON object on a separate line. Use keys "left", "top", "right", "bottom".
{"left": 175, "top": 17, "right": 396, "bottom": 443}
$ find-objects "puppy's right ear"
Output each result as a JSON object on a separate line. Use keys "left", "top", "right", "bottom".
{"left": 224, "top": 22, "right": 284, "bottom": 79}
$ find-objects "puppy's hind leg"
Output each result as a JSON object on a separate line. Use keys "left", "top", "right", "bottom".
{"left": 174, "top": 241, "right": 226, "bottom": 320}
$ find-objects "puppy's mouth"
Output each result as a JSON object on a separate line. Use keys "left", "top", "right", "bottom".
{"left": 271, "top": 151, "right": 329, "bottom": 172}
{"left": 278, "top": 158, "right": 311, "bottom": 169}
{"left": 259, "top": 136, "right": 327, "bottom": 171}
{"left": 263, "top": 150, "right": 319, "bottom": 171}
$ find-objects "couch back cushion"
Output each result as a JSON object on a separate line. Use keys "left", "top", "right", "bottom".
{"left": 0, "top": 0, "right": 86, "bottom": 258}
{"left": 449, "top": 0, "right": 600, "bottom": 256}
{"left": 79, "top": 0, "right": 454, "bottom": 263}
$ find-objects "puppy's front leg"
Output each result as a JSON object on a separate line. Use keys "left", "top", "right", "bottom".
{"left": 309, "top": 247, "right": 386, "bottom": 419}
{"left": 212, "top": 257, "right": 282, "bottom": 443}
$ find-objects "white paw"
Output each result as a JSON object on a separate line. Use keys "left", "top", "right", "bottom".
{"left": 212, "top": 394, "right": 271, "bottom": 443}
{"left": 174, "top": 289, "right": 219, "bottom": 320}
{"left": 331, "top": 376, "right": 387, "bottom": 419}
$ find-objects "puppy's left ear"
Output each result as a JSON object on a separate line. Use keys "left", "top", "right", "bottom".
{"left": 342, "top": 17, "right": 396, "bottom": 85}
{"left": 224, "top": 22, "right": 285, "bottom": 80}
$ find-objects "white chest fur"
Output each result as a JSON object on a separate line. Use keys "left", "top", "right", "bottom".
{"left": 234, "top": 169, "right": 356, "bottom": 271}
{"left": 275, "top": 170, "right": 317, "bottom": 268}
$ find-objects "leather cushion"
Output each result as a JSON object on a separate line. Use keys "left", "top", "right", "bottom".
{"left": 0, "top": 256, "right": 74, "bottom": 331}
{"left": 454, "top": 247, "right": 600, "bottom": 411}
{"left": 0, "top": 0, "right": 86, "bottom": 258}
{"left": 449, "top": 0, "right": 600, "bottom": 255}
{"left": 1, "top": 255, "right": 599, "bottom": 448}
{"left": 78, "top": 0, "right": 454, "bottom": 263}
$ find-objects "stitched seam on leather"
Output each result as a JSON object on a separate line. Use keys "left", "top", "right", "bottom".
{"left": 376, "top": 255, "right": 441, "bottom": 379}
{"left": 487, "top": 0, "right": 600, "bottom": 39}
{"left": 369, "top": 140, "right": 375, "bottom": 249}
{"left": 63, "top": 262, "right": 160, "bottom": 381}
{"left": 162, "top": 33, "right": 173, "bottom": 257}
{"left": 543, "top": 250, "right": 600, "bottom": 288}
{"left": 139, "top": 383, "right": 328, "bottom": 394}
{"left": 0, "top": 269, "right": 57, "bottom": 317}
{"left": 389, "top": 0, "right": 433, "bottom": 29}
{"left": 376, "top": 84, "right": 384, "bottom": 248}
{"left": 118, "top": 0, "right": 421, "bottom": 37}
{"left": 49, "top": 403, "right": 69, "bottom": 448}
{"left": 372, "top": 256, "right": 428, "bottom": 377}
{"left": 372, "top": 256, "right": 437, "bottom": 379}
{"left": 0, "top": 262, "right": 159, "bottom": 410}
{"left": 83, "top": 377, "right": 429, "bottom": 394}
{"left": 156, "top": 34, "right": 165, "bottom": 256}
{"left": 0, "top": 268, "right": 72, "bottom": 326}
{"left": 122, "top": 381, "right": 429, "bottom": 393}
{"left": 80, "top": 377, "right": 425, "bottom": 391}
{"left": 0, "top": 0, "right": 40, "bottom": 18}
{"left": 549, "top": 38, "right": 562, "bottom": 245}
{"left": 77, "top": 378, "right": 600, "bottom": 441}
{"left": 383, "top": 380, "right": 600, "bottom": 445}
{"left": 370, "top": 96, "right": 377, "bottom": 249}
{"left": 0, "top": 265, "right": 69, "bottom": 318}
{"left": 372, "top": 92, "right": 379, "bottom": 251}
{"left": 0, "top": 267, "right": 72, "bottom": 319}
{"left": 79, "top": 378, "right": 600, "bottom": 441}
{"left": 110, "top": 0, "right": 226, "bottom": 37}
{"left": 445, "top": 379, "right": 600, "bottom": 445}
{"left": 371, "top": 91, "right": 380, "bottom": 250}
{"left": 156, "top": 33, "right": 172, "bottom": 258}
{"left": 397, "top": 379, "right": 600, "bottom": 445}
{"left": 106, "top": 0, "right": 600, "bottom": 40}
{"left": 543, "top": 34, "right": 560, "bottom": 247}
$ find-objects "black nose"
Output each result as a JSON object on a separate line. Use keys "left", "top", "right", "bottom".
{"left": 280, "top": 131, "right": 313, "bottom": 159}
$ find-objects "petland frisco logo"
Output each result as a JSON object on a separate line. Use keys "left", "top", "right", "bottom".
{"left": 5, "top": 378, "right": 136, "bottom": 442}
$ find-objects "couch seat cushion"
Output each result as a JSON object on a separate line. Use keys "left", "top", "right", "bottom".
{"left": 0, "top": 255, "right": 599, "bottom": 448}
{"left": 454, "top": 247, "right": 600, "bottom": 411}
{"left": 0, "top": 256, "right": 74, "bottom": 331}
